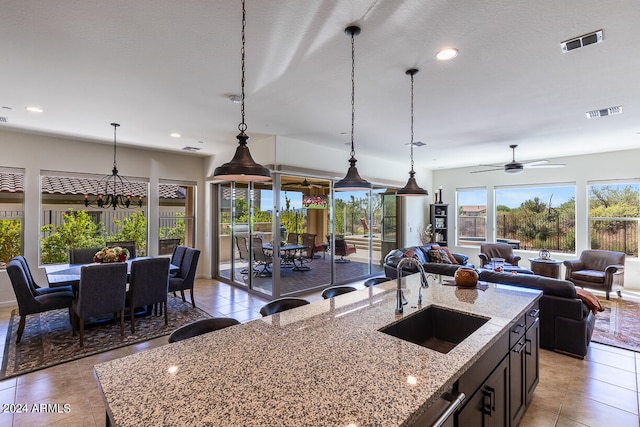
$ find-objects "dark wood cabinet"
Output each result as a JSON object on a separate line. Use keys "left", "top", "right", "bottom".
{"left": 456, "top": 355, "right": 509, "bottom": 427}
{"left": 454, "top": 301, "right": 540, "bottom": 427}
{"left": 430, "top": 204, "right": 449, "bottom": 246}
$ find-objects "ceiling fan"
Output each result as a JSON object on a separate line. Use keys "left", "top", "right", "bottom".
{"left": 282, "top": 178, "right": 328, "bottom": 189}
{"left": 471, "top": 145, "right": 565, "bottom": 174}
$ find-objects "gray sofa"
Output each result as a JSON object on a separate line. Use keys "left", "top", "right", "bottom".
{"left": 384, "top": 246, "right": 596, "bottom": 358}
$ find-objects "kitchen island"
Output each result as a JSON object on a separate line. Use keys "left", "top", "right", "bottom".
{"left": 95, "top": 276, "right": 541, "bottom": 426}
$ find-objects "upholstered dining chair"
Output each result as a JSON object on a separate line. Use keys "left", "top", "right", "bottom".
{"left": 12, "top": 255, "right": 73, "bottom": 294}
{"left": 170, "top": 245, "right": 187, "bottom": 278}
{"left": 127, "top": 257, "right": 170, "bottom": 333}
{"left": 69, "top": 247, "right": 102, "bottom": 264}
{"left": 71, "top": 263, "right": 128, "bottom": 347}
{"left": 259, "top": 297, "right": 310, "bottom": 317}
{"left": 321, "top": 285, "right": 357, "bottom": 299}
{"left": 7, "top": 259, "right": 75, "bottom": 343}
{"left": 169, "top": 247, "right": 200, "bottom": 308}
{"left": 168, "top": 317, "right": 240, "bottom": 343}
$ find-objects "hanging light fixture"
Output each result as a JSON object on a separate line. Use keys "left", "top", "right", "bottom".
{"left": 396, "top": 69, "right": 428, "bottom": 197}
{"left": 84, "top": 123, "right": 143, "bottom": 210}
{"left": 213, "top": 0, "right": 271, "bottom": 182}
{"left": 334, "top": 25, "right": 372, "bottom": 192}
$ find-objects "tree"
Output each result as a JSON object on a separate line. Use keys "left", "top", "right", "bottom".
{"left": 40, "top": 209, "right": 105, "bottom": 264}
{"left": 0, "top": 219, "right": 21, "bottom": 265}
{"left": 109, "top": 211, "right": 148, "bottom": 256}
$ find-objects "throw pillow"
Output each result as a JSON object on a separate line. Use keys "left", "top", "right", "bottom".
{"left": 439, "top": 246, "right": 460, "bottom": 265}
{"left": 438, "top": 249, "right": 453, "bottom": 264}
{"left": 575, "top": 288, "right": 605, "bottom": 315}
{"left": 403, "top": 248, "right": 418, "bottom": 259}
{"left": 428, "top": 249, "right": 451, "bottom": 264}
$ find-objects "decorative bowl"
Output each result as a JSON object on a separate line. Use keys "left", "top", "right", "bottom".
{"left": 454, "top": 266, "right": 479, "bottom": 287}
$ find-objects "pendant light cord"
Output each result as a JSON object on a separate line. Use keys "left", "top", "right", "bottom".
{"left": 409, "top": 72, "right": 415, "bottom": 173}
{"left": 239, "top": 0, "right": 247, "bottom": 133}
{"left": 350, "top": 30, "right": 356, "bottom": 158}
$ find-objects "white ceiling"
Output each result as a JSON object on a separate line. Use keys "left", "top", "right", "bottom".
{"left": 2, "top": 0, "right": 639, "bottom": 170}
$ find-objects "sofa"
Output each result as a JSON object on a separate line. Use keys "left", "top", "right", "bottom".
{"left": 383, "top": 243, "right": 472, "bottom": 279}
{"left": 384, "top": 245, "right": 596, "bottom": 358}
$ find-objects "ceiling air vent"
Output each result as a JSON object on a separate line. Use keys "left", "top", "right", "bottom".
{"left": 182, "top": 146, "right": 201, "bottom": 152}
{"left": 0, "top": 117, "right": 7, "bottom": 123}
{"left": 561, "top": 30, "right": 603, "bottom": 53}
{"left": 585, "top": 105, "right": 622, "bottom": 119}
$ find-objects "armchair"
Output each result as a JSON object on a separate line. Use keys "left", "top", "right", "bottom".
{"left": 478, "top": 243, "right": 521, "bottom": 268}
{"left": 563, "top": 250, "right": 625, "bottom": 300}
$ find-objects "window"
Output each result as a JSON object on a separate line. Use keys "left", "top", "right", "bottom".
{"left": 0, "top": 167, "right": 24, "bottom": 267}
{"left": 158, "top": 181, "right": 196, "bottom": 255}
{"left": 40, "top": 171, "right": 148, "bottom": 264}
{"left": 495, "top": 185, "right": 575, "bottom": 253}
{"left": 589, "top": 182, "right": 639, "bottom": 257}
{"left": 457, "top": 188, "right": 487, "bottom": 246}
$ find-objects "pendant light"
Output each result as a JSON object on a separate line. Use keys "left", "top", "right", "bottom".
{"left": 213, "top": 0, "right": 271, "bottom": 182}
{"left": 84, "top": 123, "right": 144, "bottom": 209}
{"left": 396, "top": 69, "right": 428, "bottom": 196}
{"left": 334, "top": 25, "right": 372, "bottom": 192}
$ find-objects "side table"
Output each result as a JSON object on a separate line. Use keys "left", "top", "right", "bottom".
{"left": 529, "top": 258, "right": 562, "bottom": 279}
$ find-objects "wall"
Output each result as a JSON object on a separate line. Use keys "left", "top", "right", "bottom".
{"left": 433, "top": 148, "right": 640, "bottom": 290}
{"left": 0, "top": 129, "right": 207, "bottom": 306}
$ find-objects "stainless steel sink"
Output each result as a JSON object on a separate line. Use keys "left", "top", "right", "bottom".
{"left": 379, "top": 306, "right": 489, "bottom": 354}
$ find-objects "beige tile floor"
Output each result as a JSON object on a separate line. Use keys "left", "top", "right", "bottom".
{"left": 0, "top": 278, "right": 638, "bottom": 426}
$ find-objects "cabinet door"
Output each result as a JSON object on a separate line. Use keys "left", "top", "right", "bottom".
{"left": 525, "top": 318, "right": 540, "bottom": 402}
{"left": 509, "top": 336, "right": 526, "bottom": 426}
{"left": 456, "top": 355, "right": 509, "bottom": 427}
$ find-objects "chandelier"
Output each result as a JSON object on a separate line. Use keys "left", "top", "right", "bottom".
{"left": 334, "top": 25, "right": 372, "bottom": 192}
{"left": 396, "top": 69, "right": 428, "bottom": 196}
{"left": 213, "top": 0, "right": 271, "bottom": 182}
{"left": 84, "top": 123, "right": 143, "bottom": 210}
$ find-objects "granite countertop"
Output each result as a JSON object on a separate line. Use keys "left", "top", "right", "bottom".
{"left": 95, "top": 276, "right": 541, "bottom": 427}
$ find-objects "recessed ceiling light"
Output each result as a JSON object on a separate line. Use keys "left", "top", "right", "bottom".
{"left": 170, "top": 132, "right": 181, "bottom": 138}
{"left": 436, "top": 48, "right": 458, "bottom": 61}
{"left": 25, "top": 106, "right": 43, "bottom": 113}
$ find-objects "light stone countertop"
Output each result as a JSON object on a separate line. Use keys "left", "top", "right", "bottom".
{"left": 94, "top": 276, "right": 541, "bottom": 427}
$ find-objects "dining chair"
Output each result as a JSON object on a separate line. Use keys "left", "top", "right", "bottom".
{"left": 71, "top": 263, "right": 128, "bottom": 347}
{"left": 106, "top": 241, "right": 137, "bottom": 259}
{"left": 259, "top": 297, "right": 310, "bottom": 317}
{"left": 6, "top": 259, "right": 75, "bottom": 343}
{"left": 252, "top": 236, "right": 272, "bottom": 277}
{"left": 321, "top": 285, "right": 357, "bottom": 299}
{"left": 12, "top": 255, "right": 73, "bottom": 294}
{"left": 168, "top": 317, "right": 240, "bottom": 343}
{"left": 127, "top": 257, "right": 170, "bottom": 333}
{"left": 69, "top": 247, "right": 102, "bottom": 264}
{"left": 169, "top": 247, "right": 200, "bottom": 308}
{"left": 170, "top": 245, "right": 187, "bottom": 277}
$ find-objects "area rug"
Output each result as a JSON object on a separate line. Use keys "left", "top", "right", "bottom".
{"left": 591, "top": 296, "right": 640, "bottom": 353}
{"left": 0, "top": 296, "right": 211, "bottom": 380}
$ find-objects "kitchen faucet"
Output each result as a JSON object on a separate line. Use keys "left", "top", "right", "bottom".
{"left": 396, "top": 258, "right": 429, "bottom": 313}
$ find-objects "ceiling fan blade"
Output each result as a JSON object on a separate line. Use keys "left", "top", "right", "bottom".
{"left": 526, "top": 163, "right": 565, "bottom": 168}
{"left": 522, "top": 160, "right": 549, "bottom": 167}
{"left": 470, "top": 167, "right": 504, "bottom": 174}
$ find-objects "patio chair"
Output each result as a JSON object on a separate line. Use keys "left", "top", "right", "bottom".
{"left": 252, "top": 236, "right": 272, "bottom": 277}
{"left": 334, "top": 237, "right": 356, "bottom": 263}
{"left": 235, "top": 236, "right": 250, "bottom": 274}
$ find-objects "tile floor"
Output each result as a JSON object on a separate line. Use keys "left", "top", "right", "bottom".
{"left": 0, "top": 278, "right": 638, "bottom": 426}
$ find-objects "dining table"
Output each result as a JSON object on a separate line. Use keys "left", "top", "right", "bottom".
{"left": 45, "top": 257, "right": 180, "bottom": 288}
{"left": 262, "top": 242, "right": 310, "bottom": 271}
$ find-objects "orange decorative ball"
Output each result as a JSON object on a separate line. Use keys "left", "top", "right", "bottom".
{"left": 454, "top": 267, "right": 479, "bottom": 287}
